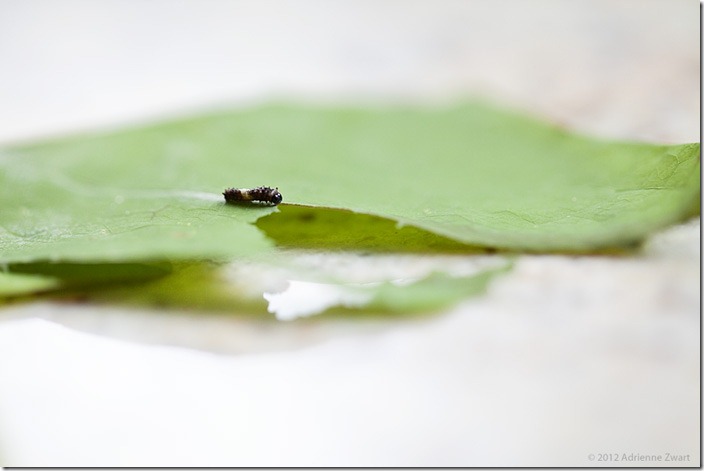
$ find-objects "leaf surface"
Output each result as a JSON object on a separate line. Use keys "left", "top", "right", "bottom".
{"left": 2, "top": 102, "right": 697, "bottom": 266}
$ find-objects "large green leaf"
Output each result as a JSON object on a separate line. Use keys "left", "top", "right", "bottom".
{"left": 1, "top": 101, "right": 698, "bottom": 266}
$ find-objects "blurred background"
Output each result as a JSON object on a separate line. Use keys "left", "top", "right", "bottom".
{"left": 0, "top": 0, "right": 698, "bottom": 144}
{"left": 0, "top": 0, "right": 699, "bottom": 466}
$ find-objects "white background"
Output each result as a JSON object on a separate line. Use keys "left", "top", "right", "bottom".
{"left": 0, "top": 0, "right": 699, "bottom": 466}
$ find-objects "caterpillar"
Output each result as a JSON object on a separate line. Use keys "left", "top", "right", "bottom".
{"left": 223, "top": 186, "right": 283, "bottom": 206}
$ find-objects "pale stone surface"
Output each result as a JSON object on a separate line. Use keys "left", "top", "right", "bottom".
{"left": 0, "top": 0, "right": 699, "bottom": 466}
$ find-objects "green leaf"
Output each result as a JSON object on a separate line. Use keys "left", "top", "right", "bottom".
{"left": 0, "top": 261, "right": 173, "bottom": 299}
{"left": 6, "top": 261, "right": 173, "bottom": 284}
{"left": 361, "top": 268, "right": 509, "bottom": 313}
{"left": 256, "top": 204, "right": 489, "bottom": 253}
{"left": 1, "top": 101, "right": 698, "bottom": 267}
{"left": 0, "top": 271, "right": 60, "bottom": 298}
{"left": 33, "top": 260, "right": 511, "bottom": 319}
{"left": 286, "top": 264, "right": 513, "bottom": 319}
{"left": 78, "top": 262, "right": 269, "bottom": 315}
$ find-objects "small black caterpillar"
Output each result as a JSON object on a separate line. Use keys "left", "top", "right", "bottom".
{"left": 223, "top": 186, "right": 283, "bottom": 206}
